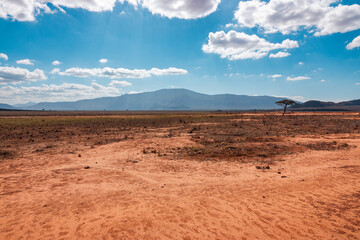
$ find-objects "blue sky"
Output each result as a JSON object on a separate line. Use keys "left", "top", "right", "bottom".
{"left": 0, "top": 0, "right": 359, "bottom": 104}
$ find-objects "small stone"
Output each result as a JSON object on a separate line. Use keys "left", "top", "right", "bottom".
{"left": 84, "top": 166, "right": 90, "bottom": 169}
{"left": 281, "top": 176, "right": 287, "bottom": 178}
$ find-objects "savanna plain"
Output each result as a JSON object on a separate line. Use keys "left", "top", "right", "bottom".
{"left": 0, "top": 111, "right": 360, "bottom": 240}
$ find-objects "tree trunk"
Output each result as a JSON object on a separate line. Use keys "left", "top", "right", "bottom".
{"left": 283, "top": 104, "right": 287, "bottom": 116}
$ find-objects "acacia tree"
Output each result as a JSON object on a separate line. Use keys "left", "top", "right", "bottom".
{"left": 276, "top": 99, "right": 296, "bottom": 116}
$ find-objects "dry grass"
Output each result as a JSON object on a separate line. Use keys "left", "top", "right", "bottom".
{"left": 0, "top": 111, "right": 359, "bottom": 162}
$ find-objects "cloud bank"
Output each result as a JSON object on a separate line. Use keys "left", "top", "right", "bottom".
{"left": 55, "top": 67, "right": 187, "bottom": 79}
{"left": 0, "top": 83, "right": 123, "bottom": 104}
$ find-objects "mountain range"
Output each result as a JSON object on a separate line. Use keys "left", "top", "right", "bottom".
{"left": 291, "top": 99, "right": 360, "bottom": 111}
{"left": 0, "top": 103, "right": 15, "bottom": 110}
{"left": 4, "top": 89, "right": 289, "bottom": 111}
{"left": 1, "top": 89, "right": 359, "bottom": 111}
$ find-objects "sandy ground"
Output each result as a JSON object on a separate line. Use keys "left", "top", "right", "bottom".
{"left": 1, "top": 131, "right": 360, "bottom": 239}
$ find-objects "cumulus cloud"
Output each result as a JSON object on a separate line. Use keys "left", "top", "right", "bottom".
{"left": 202, "top": 30, "right": 298, "bottom": 60}
{"left": 346, "top": 35, "right": 360, "bottom": 50}
{"left": 109, "top": 80, "right": 132, "bottom": 87}
{"left": 141, "top": 0, "right": 221, "bottom": 19}
{"left": 286, "top": 76, "right": 311, "bottom": 81}
{"left": 0, "top": 66, "right": 47, "bottom": 84}
{"left": 0, "top": 53, "right": 8, "bottom": 61}
{"left": 16, "top": 59, "right": 34, "bottom": 65}
{"left": 55, "top": 67, "right": 187, "bottom": 79}
{"left": 52, "top": 60, "right": 62, "bottom": 65}
{"left": 298, "top": 62, "right": 304, "bottom": 65}
{"left": 225, "top": 23, "right": 237, "bottom": 28}
{"left": 234, "top": 0, "right": 360, "bottom": 36}
{"left": 50, "top": 68, "right": 60, "bottom": 74}
{"left": 269, "top": 51, "right": 290, "bottom": 58}
{"left": 99, "top": 58, "right": 108, "bottom": 64}
{"left": 0, "top": 82, "right": 122, "bottom": 104}
{"left": 0, "top": 0, "right": 221, "bottom": 21}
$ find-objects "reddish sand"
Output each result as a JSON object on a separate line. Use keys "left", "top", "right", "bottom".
{"left": 1, "top": 130, "right": 360, "bottom": 239}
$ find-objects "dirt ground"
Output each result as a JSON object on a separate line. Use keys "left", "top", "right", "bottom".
{"left": 0, "top": 111, "right": 359, "bottom": 239}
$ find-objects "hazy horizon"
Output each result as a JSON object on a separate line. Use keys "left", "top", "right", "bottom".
{"left": 3, "top": 88, "right": 359, "bottom": 107}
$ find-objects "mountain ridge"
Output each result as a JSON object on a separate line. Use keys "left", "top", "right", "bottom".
{"left": 291, "top": 99, "right": 360, "bottom": 111}
{"left": 22, "top": 88, "right": 291, "bottom": 111}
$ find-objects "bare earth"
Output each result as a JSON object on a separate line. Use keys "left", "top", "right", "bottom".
{"left": 0, "top": 112, "right": 359, "bottom": 239}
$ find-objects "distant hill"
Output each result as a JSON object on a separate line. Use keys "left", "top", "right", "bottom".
{"left": 291, "top": 99, "right": 360, "bottom": 111}
{"left": 24, "top": 89, "right": 291, "bottom": 111}
{"left": 13, "top": 102, "right": 37, "bottom": 108}
{"left": 0, "top": 103, "right": 15, "bottom": 110}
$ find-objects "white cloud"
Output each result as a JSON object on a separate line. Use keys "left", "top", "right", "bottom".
{"left": 50, "top": 68, "right": 60, "bottom": 74}
{"left": 128, "top": 91, "right": 143, "bottom": 94}
{"left": 287, "top": 76, "right": 311, "bottom": 81}
{"left": 225, "top": 23, "right": 237, "bottom": 28}
{"left": 269, "top": 51, "right": 290, "bottom": 58}
{"left": 0, "top": 66, "right": 47, "bottom": 84}
{"left": 346, "top": 35, "right": 360, "bottom": 50}
{"left": 16, "top": 59, "right": 34, "bottom": 65}
{"left": 0, "top": 53, "right": 8, "bottom": 61}
{"left": 99, "top": 58, "right": 108, "bottom": 64}
{"left": 0, "top": 0, "right": 220, "bottom": 21}
{"left": 269, "top": 74, "right": 282, "bottom": 78}
{"left": 141, "top": 0, "right": 221, "bottom": 19}
{"left": 321, "top": 80, "right": 326, "bottom": 82}
{"left": 202, "top": 30, "right": 298, "bottom": 60}
{"left": 120, "top": 11, "right": 126, "bottom": 15}
{"left": 52, "top": 60, "right": 62, "bottom": 65}
{"left": 0, "top": 0, "right": 117, "bottom": 21}
{"left": 356, "top": 83, "right": 360, "bottom": 86}
{"left": 298, "top": 62, "right": 304, "bottom": 65}
{"left": 272, "top": 95, "right": 305, "bottom": 102}
{"left": 234, "top": 0, "right": 360, "bottom": 36}
{"left": 149, "top": 67, "right": 188, "bottom": 76}
{"left": 109, "top": 80, "right": 132, "bottom": 87}
{"left": 55, "top": 66, "right": 187, "bottom": 79}
{"left": 0, "top": 82, "right": 122, "bottom": 104}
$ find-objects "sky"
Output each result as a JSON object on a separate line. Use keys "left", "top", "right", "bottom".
{"left": 0, "top": 0, "right": 359, "bottom": 105}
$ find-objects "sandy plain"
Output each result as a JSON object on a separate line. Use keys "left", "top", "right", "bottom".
{"left": 0, "top": 111, "right": 359, "bottom": 239}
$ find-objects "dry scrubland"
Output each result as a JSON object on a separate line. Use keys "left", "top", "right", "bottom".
{"left": 0, "top": 111, "right": 360, "bottom": 239}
